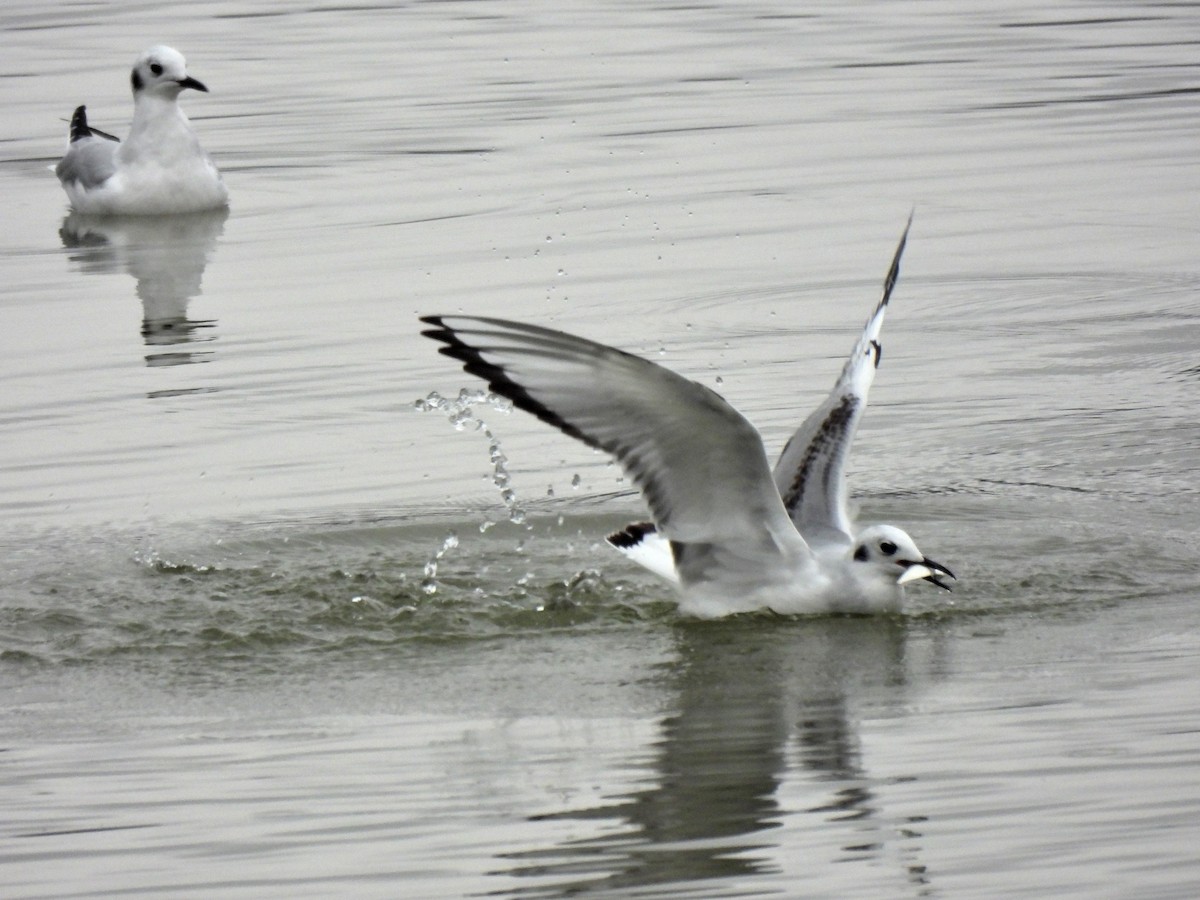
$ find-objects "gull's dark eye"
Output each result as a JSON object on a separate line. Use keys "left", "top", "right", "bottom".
{"left": 879, "top": 540, "right": 897, "bottom": 556}
{"left": 150, "top": 62, "right": 163, "bottom": 76}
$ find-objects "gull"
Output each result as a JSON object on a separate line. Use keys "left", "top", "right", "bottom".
{"left": 421, "top": 216, "right": 954, "bottom": 617}
{"left": 55, "top": 46, "right": 228, "bottom": 216}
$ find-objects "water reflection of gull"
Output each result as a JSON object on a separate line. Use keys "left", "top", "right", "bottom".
{"left": 498, "top": 619, "right": 935, "bottom": 897}
{"left": 59, "top": 208, "right": 228, "bottom": 367}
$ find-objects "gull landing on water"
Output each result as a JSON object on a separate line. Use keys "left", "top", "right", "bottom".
{"left": 421, "top": 216, "right": 954, "bottom": 618}
{"left": 55, "top": 46, "right": 228, "bottom": 216}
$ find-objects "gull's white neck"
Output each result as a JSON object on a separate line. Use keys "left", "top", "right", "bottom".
{"left": 120, "top": 93, "right": 198, "bottom": 165}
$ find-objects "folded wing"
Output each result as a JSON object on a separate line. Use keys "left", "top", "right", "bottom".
{"left": 56, "top": 106, "right": 119, "bottom": 190}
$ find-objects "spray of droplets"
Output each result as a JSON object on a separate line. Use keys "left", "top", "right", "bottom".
{"left": 414, "top": 389, "right": 528, "bottom": 528}
{"left": 420, "top": 531, "right": 459, "bottom": 595}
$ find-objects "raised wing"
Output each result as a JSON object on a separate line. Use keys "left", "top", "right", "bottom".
{"left": 773, "top": 214, "right": 912, "bottom": 546}
{"left": 421, "top": 315, "right": 811, "bottom": 583}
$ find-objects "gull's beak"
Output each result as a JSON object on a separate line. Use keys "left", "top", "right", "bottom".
{"left": 897, "top": 557, "right": 956, "bottom": 591}
{"left": 178, "top": 76, "right": 208, "bottom": 93}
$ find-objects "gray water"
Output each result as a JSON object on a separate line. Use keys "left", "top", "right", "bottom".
{"left": 3, "top": 1, "right": 1199, "bottom": 897}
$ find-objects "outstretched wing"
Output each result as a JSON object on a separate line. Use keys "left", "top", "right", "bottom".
{"left": 773, "top": 214, "right": 912, "bottom": 546}
{"left": 421, "top": 315, "right": 811, "bottom": 582}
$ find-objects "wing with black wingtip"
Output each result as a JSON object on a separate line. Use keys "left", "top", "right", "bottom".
{"left": 772, "top": 214, "right": 913, "bottom": 547}
{"left": 422, "top": 315, "right": 812, "bottom": 586}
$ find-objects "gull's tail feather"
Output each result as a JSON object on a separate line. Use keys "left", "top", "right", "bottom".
{"left": 605, "top": 521, "right": 679, "bottom": 584}
{"left": 606, "top": 521, "right": 657, "bottom": 549}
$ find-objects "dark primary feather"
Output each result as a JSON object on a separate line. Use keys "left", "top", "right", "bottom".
{"left": 879, "top": 210, "right": 911, "bottom": 313}
{"left": 770, "top": 215, "right": 913, "bottom": 544}
{"left": 421, "top": 316, "right": 601, "bottom": 450}
{"left": 420, "top": 315, "right": 803, "bottom": 552}
{"left": 67, "top": 106, "right": 91, "bottom": 143}
{"left": 420, "top": 316, "right": 728, "bottom": 531}
{"left": 66, "top": 106, "right": 120, "bottom": 144}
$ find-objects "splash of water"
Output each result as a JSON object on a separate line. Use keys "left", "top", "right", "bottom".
{"left": 420, "top": 531, "right": 460, "bottom": 595}
{"left": 414, "top": 389, "right": 528, "bottom": 527}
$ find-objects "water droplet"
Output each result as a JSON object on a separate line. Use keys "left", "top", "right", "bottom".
{"left": 416, "top": 387, "right": 526, "bottom": 528}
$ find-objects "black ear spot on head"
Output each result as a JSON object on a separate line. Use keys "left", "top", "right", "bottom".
{"left": 131, "top": 69, "right": 144, "bottom": 91}
{"left": 149, "top": 62, "right": 163, "bottom": 76}
{"left": 880, "top": 540, "right": 897, "bottom": 556}
{"left": 853, "top": 544, "right": 869, "bottom": 562}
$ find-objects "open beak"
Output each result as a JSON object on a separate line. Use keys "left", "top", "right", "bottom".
{"left": 897, "top": 557, "right": 956, "bottom": 591}
{"left": 178, "top": 76, "right": 209, "bottom": 92}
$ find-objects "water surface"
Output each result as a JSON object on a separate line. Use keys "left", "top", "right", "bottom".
{"left": 2, "top": 2, "right": 1199, "bottom": 897}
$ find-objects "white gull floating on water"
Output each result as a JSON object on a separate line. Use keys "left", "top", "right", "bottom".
{"left": 55, "top": 46, "right": 228, "bottom": 216}
{"left": 421, "top": 216, "right": 954, "bottom": 618}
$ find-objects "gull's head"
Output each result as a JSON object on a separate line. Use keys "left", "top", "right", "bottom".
{"left": 131, "top": 46, "right": 208, "bottom": 98}
{"left": 852, "top": 524, "right": 955, "bottom": 591}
